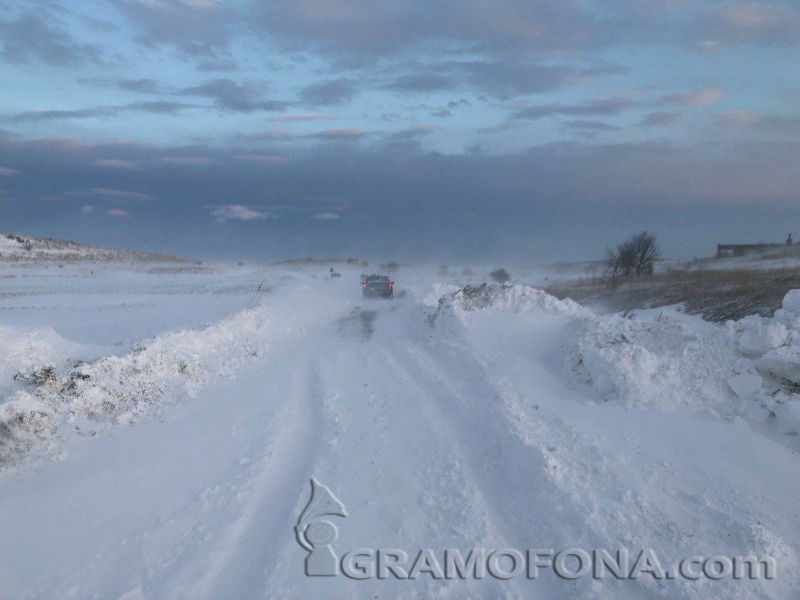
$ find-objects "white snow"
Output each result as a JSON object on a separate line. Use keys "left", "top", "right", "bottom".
{"left": 0, "top": 231, "right": 201, "bottom": 263}
{"left": 0, "top": 259, "right": 799, "bottom": 599}
{"left": 727, "top": 371, "right": 763, "bottom": 401}
{"left": 737, "top": 321, "right": 789, "bottom": 358}
{"left": 0, "top": 324, "right": 85, "bottom": 393}
{"left": 780, "top": 289, "right": 800, "bottom": 313}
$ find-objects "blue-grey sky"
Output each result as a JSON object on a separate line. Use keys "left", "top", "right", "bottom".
{"left": 0, "top": 0, "right": 799, "bottom": 262}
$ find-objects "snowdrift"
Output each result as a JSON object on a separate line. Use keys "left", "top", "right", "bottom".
{"left": 426, "top": 282, "right": 590, "bottom": 317}
{"left": 427, "top": 282, "right": 800, "bottom": 448}
{"left": 0, "top": 304, "right": 276, "bottom": 468}
{"left": 0, "top": 285, "right": 346, "bottom": 470}
{"left": 0, "top": 325, "right": 86, "bottom": 395}
{"left": 572, "top": 293, "right": 800, "bottom": 446}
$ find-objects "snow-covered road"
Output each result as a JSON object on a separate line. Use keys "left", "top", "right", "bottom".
{"left": 0, "top": 265, "right": 798, "bottom": 599}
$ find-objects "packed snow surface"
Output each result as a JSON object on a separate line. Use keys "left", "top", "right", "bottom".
{"left": 0, "top": 261, "right": 799, "bottom": 599}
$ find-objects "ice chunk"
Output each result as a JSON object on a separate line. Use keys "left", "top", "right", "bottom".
{"left": 738, "top": 323, "right": 788, "bottom": 358}
{"left": 757, "top": 345, "right": 800, "bottom": 385}
{"left": 782, "top": 289, "right": 800, "bottom": 313}
{"left": 727, "top": 371, "right": 762, "bottom": 400}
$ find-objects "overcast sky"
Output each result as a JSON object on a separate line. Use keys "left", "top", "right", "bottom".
{"left": 0, "top": 0, "right": 798, "bottom": 263}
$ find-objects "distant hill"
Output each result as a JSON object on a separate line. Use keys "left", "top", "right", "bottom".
{"left": 0, "top": 232, "right": 201, "bottom": 264}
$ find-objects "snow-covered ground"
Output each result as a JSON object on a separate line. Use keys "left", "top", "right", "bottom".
{"left": 0, "top": 259, "right": 799, "bottom": 599}
{"left": 0, "top": 232, "right": 201, "bottom": 264}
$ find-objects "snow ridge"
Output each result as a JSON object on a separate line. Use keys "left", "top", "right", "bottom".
{"left": 0, "top": 285, "right": 346, "bottom": 471}
{"left": 0, "top": 232, "right": 199, "bottom": 264}
{"left": 425, "top": 282, "right": 800, "bottom": 447}
{"left": 571, "top": 292, "right": 800, "bottom": 446}
{"left": 0, "top": 304, "right": 271, "bottom": 468}
{"left": 427, "top": 282, "right": 590, "bottom": 317}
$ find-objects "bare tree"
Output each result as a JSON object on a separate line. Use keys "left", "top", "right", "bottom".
{"left": 490, "top": 268, "right": 511, "bottom": 284}
{"left": 606, "top": 231, "right": 659, "bottom": 284}
{"left": 631, "top": 231, "right": 658, "bottom": 275}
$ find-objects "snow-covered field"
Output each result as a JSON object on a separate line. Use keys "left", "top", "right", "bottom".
{"left": 0, "top": 258, "right": 799, "bottom": 599}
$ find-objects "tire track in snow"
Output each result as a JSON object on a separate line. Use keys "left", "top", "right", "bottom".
{"left": 390, "top": 326, "right": 708, "bottom": 599}
{"left": 421, "top": 301, "right": 800, "bottom": 600}
{"left": 174, "top": 356, "right": 329, "bottom": 599}
{"left": 261, "top": 318, "right": 529, "bottom": 599}
{"left": 370, "top": 345, "right": 532, "bottom": 599}
{"left": 385, "top": 335, "right": 606, "bottom": 598}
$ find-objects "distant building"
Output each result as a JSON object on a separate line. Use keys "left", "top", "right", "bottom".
{"left": 717, "top": 234, "right": 794, "bottom": 258}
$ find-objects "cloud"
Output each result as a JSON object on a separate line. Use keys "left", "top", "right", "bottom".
{"left": 79, "top": 77, "right": 164, "bottom": 93}
{"left": 48, "top": 187, "right": 153, "bottom": 202}
{"left": 95, "top": 159, "right": 138, "bottom": 169}
{"left": 448, "top": 99, "right": 471, "bottom": 109}
{"left": 0, "top": 13, "right": 102, "bottom": 67}
{"left": 561, "top": 120, "right": 622, "bottom": 132}
{"left": 382, "top": 125, "right": 438, "bottom": 151}
{"left": 111, "top": 0, "right": 236, "bottom": 57}
{"left": 92, "top": 188, "right": 153, "bottom": 201}
{"left": 719, "top": 3, "right": 782, "bottom": 30}
{"left": 117, "top": 78, "right": 160, "bottom": 93}
{"left": 639, "top": 111, "right": 682, "bottom": 128}
{"left": 0, "top": 166, "right": 19, "bottom": 176}
{"left": 10, "top": 107, "right": 120, "bottom": 122}
{"left": 388, "top": 124, "right": 437, "bottom": 138}
{"left": 162, "top": 156, "right": 217, "bottom": 166}
{"left": 80, "top": 204, "right": 95, "bottom": 213}
{"left": 707, "top": 2, "right": 800, "bottom": 43}
{"left": 94, "top": 0, "right": 800, "bottom": 77}
{"left": 270, "top": 113, "right": 331, "bottom": 121}
{"left": 512, "top": 97, "right": 634, "bottom": 120}
{"left": 235, "top": 154, "right": 289, "bottom": 164}
{"left": 130, "top": 101, "right": 198, "bottom": 114}
{"left": 377, "top": 60, "right": 623, "bottom": 98}
{"left": 178, "top": 78, "right": 289, "bottom": 112}
{"left": 314, "top": 212, "right": 340, "bottom": 220}
{"left": 299, "top": 78, "right": 358, "bottom": 106}
{"left": 656, "top": 88, "right": 724, "bottom": 107}
{"left": 717, "top": 111, "right": 761, "bottom": 127}
{"left": 238, "top": 131, "right": 294, "bottom": 142}
{"left": 106, "top": 208, "right": 131, "bottom": 217}
{"left": 510, "top": 88, "right": 719, "bottom": 123}
{"left": 208, "top": 204, "right": 269, "bottom": 223}
{"left": 382, "top": 74, "right": 454, "bottom": 92}
{"left": 440, "top": 60, "right": 623, "bottom": 97}
{"left": 3, "top": 130, "right": 800, "bottom": 261}
{"left": 9, "top": 102, "right": 197, "bottom": 122}
{"left": 197, "top": 57, "right": 238, "bottom": 72}
{"left": 715, "top": 112, "right": 800, "bottom": 134}
{"left": 256, "top": 0, "right": 595, "bottom": 62}
{"left": 306, "top": 128, "right": 364, "bottom": 140}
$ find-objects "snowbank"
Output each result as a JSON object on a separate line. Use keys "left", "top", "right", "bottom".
{"left": 429, "top": 282, "right": 590, "bottom": 318}
{"left": 729, "top": 291, "right": 800, "bottom": 387}
{"left": 0, "top": 325, "right": 85, "bottom": 393}
{"left": 425, "top": 283, "right": 800, "bottom": 448}
{"left": 0, "top": 232, "right": 199, "bottom": 264}
{"left": 571, "top": 290, "right": 800, "bottom": 446}
{"left": 0, "top": 288, "right": 342, "bottom": 470}
{"left": 572, "top": 312, "right": 753, "bottom": 415}
{"left": 421, "top": 283, "right": 462, "bottom": 308}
